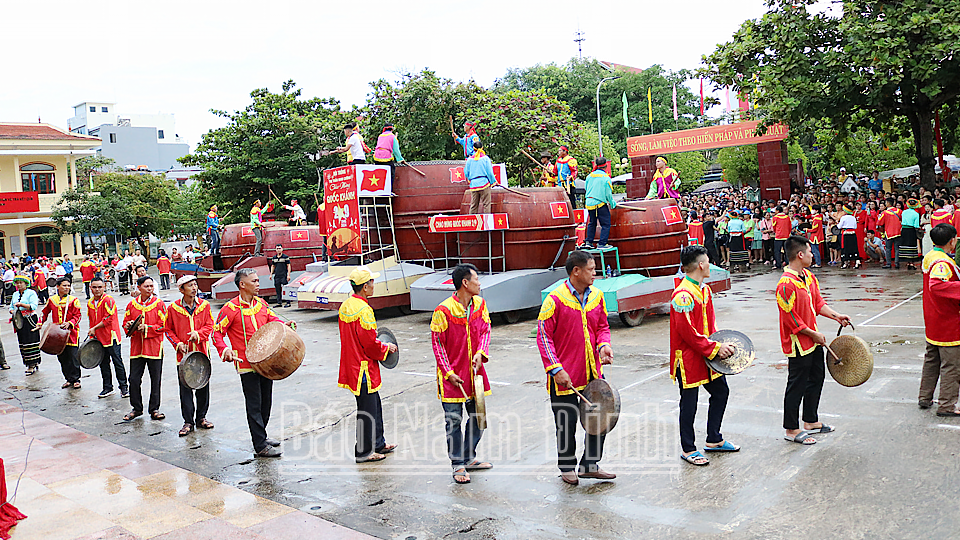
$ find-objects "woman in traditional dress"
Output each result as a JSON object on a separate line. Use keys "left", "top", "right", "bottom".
{"left": 898, "top": 199, "right": 922, "bottom": 270}
{"left": 838, "top": 206, "right": 860, "bottom": 269}
{"left": 9, "top": 275, "right": 40, "bottom": 375}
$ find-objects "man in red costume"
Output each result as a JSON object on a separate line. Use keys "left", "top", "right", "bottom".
{"left": 87, "top": 277, "right": 129, "bottom": 399}
{"left": 164, "top": 275, "right": 216, "bottom": 436}
{"left": 41, "top": 277, "right": 82, "bottom": 389}
{"left": 339, "top": 266, "right": 399, "bottom": 463}
{"left": 777, "top": 236, "right": 850, "bottom": 445}
{"left": 687, "top": 211, "right": 705, "bottom": 246}
{"left": 213, "top": 269, "right": 288, "bottom": 457}
{"left": 671, "top": 246, "right": 737, "bottom": 466}
{"left": 919, "top": 224, "right": 960, "bottom": 416}
{"left": 122, "top": 276, "right": 167, "bottom": 422}
{"left": 807, "top": 205, "right": 825, "bottom": 268}
{"left": 431, "top": 263, "right": 492, "bottom": 484}
{"left": 538, "top": 250, "right": 615, "bottom": 485}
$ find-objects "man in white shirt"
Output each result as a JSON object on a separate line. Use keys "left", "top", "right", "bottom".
{"left": 115, "top": 256, "right": 130, "bottom": 295}
{"left": 132, "top": 250, "right": 147, "bottom": 269}
{"left": 283, "top": 199, "right": 306, "bottom": 226}
{"left": 183, "top": 246, "right": 197, "bottom": 265}
{"left": 334, "top": 122, "right": 366, "bottom": 164}
{"left": 55, "top": 262, "right": 66, "bottom": 278}
{"left": 122, "top": 250, "right": 135, "bottom": 290}
{"left": 2, "top": 265, "right": 14, "bottom": 305}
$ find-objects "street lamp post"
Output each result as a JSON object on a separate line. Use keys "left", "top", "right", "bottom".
{"left": 596, "top": 75, "right": 622, "bottom": 157}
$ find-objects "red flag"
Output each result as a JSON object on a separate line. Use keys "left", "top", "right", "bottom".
{"left": 241, "top": 226, "right": 254, "bottom": 237}
{"left": 699, "top": 79, "right": 704, "bottom": 116}
{"left": 550, "top": 201, "right": 570, "bottom": 219}
{"left": 291, "top": 230, "right": 310, "bottom": 242}
{"left": 661, "top": 205, "right": 683, "bottom": 225}
{"left": 449, "top": 167, "right": 466, "bottom": 183}
{"left": 574, "top": 209, "right": 586, "bottom": 224}
{"left": 360, "top": 168, "right": 388, "bottom": 192}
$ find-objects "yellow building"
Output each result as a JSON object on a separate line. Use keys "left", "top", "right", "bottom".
{"left": 0, "top": 123, "right": 100, "bottom": 261}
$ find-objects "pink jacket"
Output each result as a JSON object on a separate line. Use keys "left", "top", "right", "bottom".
{"left": 430, "top": 295, "right": 491, "bottom": 402}
{"left": 537, "top": 281, "right": 611, "bottom": 395}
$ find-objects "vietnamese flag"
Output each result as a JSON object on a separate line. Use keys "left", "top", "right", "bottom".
{"left": 550, "top": 201, "right": 570, "bottom": 219}
{"left": 449, "top": 166, "right": 466, "bottom": 183}
{"left": 574, "top": 209, "right": 586, "bottom": 224}
{"left": 661, "top": 205, "right": 683, "bottom": 225}
{"left": 291, "top": 229, "right": 310, "bottom": 242}
{"left": 361, "top": 168, "right": 388, "bottom": 191}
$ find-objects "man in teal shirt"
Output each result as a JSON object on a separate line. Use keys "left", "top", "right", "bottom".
{"left": 464, "top": 141, "right": 497, "bottom": 214}
{"left": 583, "top": 157, "right": 617, "bottom": 249}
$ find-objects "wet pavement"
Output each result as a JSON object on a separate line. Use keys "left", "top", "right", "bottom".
{"left": 1, "top": 265, "right": 955, "bottom": 539}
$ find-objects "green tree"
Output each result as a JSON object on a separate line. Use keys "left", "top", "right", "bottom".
{"left": 668, "top": 152, "right": 708, "bottom": 192}
{"left": 702, "top": 0, "right": 960, "bottom": 190}
{"left": 180, "top": 80, "right": 343, "bottom": 223}
{"left": 169, "top": 183, "right": 217, "bottom": 238}
{"left": 49, "top": 173, "right": 180, "bottom": 259}
{"left": 808, "top": 126, "right": 917, "bottom": 178}
{"left": 718, "top": 145, "right": 759, "bottom": 186}
{"left": 68, "top": 155, "right": 115, "bottom": 186}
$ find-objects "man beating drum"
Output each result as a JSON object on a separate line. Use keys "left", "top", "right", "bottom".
{"left": 40, "top": 277, "right": 82, "bottom": 389}
{"left": 213, "top": 269, "right": 292, "bottom": 457}
{"left": 164, "top": 275, "right": 216, "bottom": 437}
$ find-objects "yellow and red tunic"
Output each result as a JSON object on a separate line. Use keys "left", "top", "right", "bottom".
{"left": 687, "top": 220, "right": 705, "bottom": 246}
{"left": 123, "top": 295, "right": 167, "bottom": 359}
{"left": 338, "top": 294, "right": 389, "bottom": 395}
{"left": 776, "top": 267, "right": 827, "bottom": 357}
{"left": 669, "top": 276, "right": 722, "bottom": 388}
{"left": 41, "top": 294, "right": 82, "bottom": 347}
{"left": 931, "top": 209, "right": 953, "bottom": 228}
{"left": 537, "top": 281, "right": 611, "bottom": 395}
{"left": 212, "top": 296, "right": 282, "bottom": 373}
{"left": 922, "top": 248, "right": 960, "bottom": 346}
{"left": 430, "top": 295, "right": 491, "bottom": 402}
{"left": 808, "top": 214, "right": 824, "bottom": 244}
{"left": 87, "top": 295, "right": 122, "bottom": 346}
{"left": 164, "top": 298, "right": 214, "bottom": 364}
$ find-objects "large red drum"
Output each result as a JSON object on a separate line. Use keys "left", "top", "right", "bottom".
{"left": 392, "top": 161, "right": 467, "bottom": 265}
{"left": 606, "top": 198, "right": 688, "bottom": 275}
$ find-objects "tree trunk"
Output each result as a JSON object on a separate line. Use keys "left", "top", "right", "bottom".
{"left": 906, "top": 108, "right": 938, "bottom": 192}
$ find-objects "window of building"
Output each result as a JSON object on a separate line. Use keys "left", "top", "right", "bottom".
{"left": 25, "top": 226, "right": 60, "bottom": 259}
{"left": 101, "top": 106, "right": 108, "bottom": 113}
{"left": 158, "top": 130, "right": 164, "bottom": 139}
{"left": 109, "top": 133, "right": 116, "bottom": 144}
{"left": 89, "top": 106, "right": 96, "bottom": 112}
{"left": 20, "top": 163, "right": 56, "bottom": 194}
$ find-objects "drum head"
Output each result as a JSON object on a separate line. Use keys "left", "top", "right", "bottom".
{"left": 473, "top": 374, "right": 487, "bottom": 430}
{"left": 706, "top": 330, "right": 756, "bottom": 375}
{"left": 247, "top": 321, "right": 305, "bottom": 380}
{"left": 78, "top": 338, "right": 104, "bottom": 369}
{"left": 579, "top": 379, "right": 621, "bottom": 436}
{"left": 39, "top": 319, "right": 68, "bottom": 356}
{"left": 377, "top": 327, "right": 400, "bottom": 369}
{"left": 179, "top": 351, "right": 211, "bottom": 390}
{"left": 12, "top": 310, "right": 23, "bottom": 331}
{"left": 828, "top": 334, "right": 873, "bottom": 387}
{"left": 46, "top": 277, "right": 56, "bottom": 289}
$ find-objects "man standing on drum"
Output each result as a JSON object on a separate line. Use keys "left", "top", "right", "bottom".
{"left": 164, "top": 275, "right": 216, "bottom": 436}
{"left": 537, "top": 250, "right": 615, "bottom": 485}
{"left": 431, "top": 263, "right": 493, "bottom": 484}
{"left": 671, "top": 246, "right": 737, "bottom": 466}
{"left": 87, "top": 277, "right": 129, "bottom": 399}
{"left": 122, "top": 276, "right": 167, "bottom": 423}
{"left": 41, "top": 277, "right": 82, "bottom": 389}
{"left": 338, "top": 266, "right": 399, "bottom": 463}
{"left": 213, "top": 268, "right": 289, "bottom": 458}
{"left": 777, "top": 236, "right": 851, "bottom": 445}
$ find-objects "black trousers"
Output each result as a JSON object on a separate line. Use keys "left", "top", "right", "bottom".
{"left": 179, "top": 379, "right": 210, "bottom": 425}
{"left": 240, "top": 371, "right": 273, "bottom": 452}
{"left": 677, "top": 370, "right": 729, "bottom": 453}
{"left": 774, "top": 239, "right": 786, "bottom": 268}
{"left": 355, "top": 375, "right": 386, "bottom": 458}
{"left": 705, "top": 240, "right": 720, "bottom": 265}
{"left": 84, "top": 281, "right": 90, "bottom": 299}
{"left": 129, "top": 356, "right": 162, "bottom": 413}
{"left": 586, "top": 205, "right": 612, "bottom": 245}
{"left": 159, "top": 274, "right": 170, "bottom": 290}
{"left": 567, "top": 189, "right": 578, "bottom": 210}
{"left": 274, "top": 276, "right": 287, "bottom": 305}
{"left": 59, "top": 344, "right": 80, "bottom": 384}
{"left": 783, "top": 346, "right": 825, "bottom": 430}
{"left": 100, "top": 343, "right": 128, "bottom": 394}
{"left": 2, "top": 283, "right": 11, "bottom": 304}
{"left": 551, "top": 392, "right": 605, "bottom": 473}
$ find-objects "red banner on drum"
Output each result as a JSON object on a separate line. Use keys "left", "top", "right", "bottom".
{"left": 661, "top": 205, "right": 683, "bottom": 225}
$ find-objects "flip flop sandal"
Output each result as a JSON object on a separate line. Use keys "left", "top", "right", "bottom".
{"left": 0, "top": 364, "right": 9, "bottom": 370}
{"left": 680, "top": 451, "right": 710, "bottom": 466}
{"left": 62, "top": 382, "right": 72, "bottom": 389}
{"left": 784, "top": 431, "right": 816, "bottom": 445}
{"left": 123, "top": 411, "right": 143, "bottom": 422}
{"left": 150, "top": 411, "right": 165, "bottom": 420}
{"left": 375, "top": 444, "right": 397, "bottom": 454}
{"left": 197, "top": 419, "right": 214, "bottom": 429}
{"left": 453, "top": 468, "right": 471, "bottom": 484}
{"left": 704, "top": 441, "right": 741, "bottom": 452}
{"left": 807, "top": 425, "right": 835, "bottom": 433}
{"left": 355, "top": 453, "right": 387, "bottom": 463}
{"left": 72, "top": 382, "right": 81, "bottom": 389}
{"left": 465, "top": 460, "right": 493, "bottom": 471}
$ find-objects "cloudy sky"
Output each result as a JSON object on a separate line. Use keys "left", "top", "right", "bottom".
{"left": 4, "top": 0, "right": 771, "bottom": 148}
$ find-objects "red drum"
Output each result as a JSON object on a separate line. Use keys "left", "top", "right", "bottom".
{"left": 39, "top": 319, "right": 69, "bottom": 355}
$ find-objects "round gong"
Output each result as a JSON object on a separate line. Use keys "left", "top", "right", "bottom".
{"left": 706, "top": 329, "right": 756, "bottom": 375}
{"left": 579, "top": 379, "right": 621, "bottom": 436}
{"left": 828, "top": 334, "right": 873, "bottom": 387}
{"left": 473, "top": 374, "right": 487, "bottom": 430}
{"left": 377, "top": 327, "right": 400, "bottom": 369}
{"left": 12, "top": 310, "right": 24, "bottom": 331}
{"left": 39, "top": 318, "right": 68, "bottom": 355}
{"left": 78, "top": 337, "right": 104, "bottom": 369}
{"left": 178, "top": 351, "right": 212, "bottom": 389}
{"left": 246, "top": 321, "right": 305, "bottom": 380}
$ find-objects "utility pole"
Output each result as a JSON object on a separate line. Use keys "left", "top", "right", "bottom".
{"left": 574, "top": 28, "right": 586, "bottom": 59}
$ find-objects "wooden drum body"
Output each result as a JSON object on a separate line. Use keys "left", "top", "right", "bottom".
{"left": 39, "top": 319, "right": 69, "bottom": 355}
{"left": 246, "top": 321, "right": 305, "bottom": 380}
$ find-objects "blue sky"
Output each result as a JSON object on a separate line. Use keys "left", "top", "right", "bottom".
{"left": 4, "top": 0, "right": 771, "bottom": 149}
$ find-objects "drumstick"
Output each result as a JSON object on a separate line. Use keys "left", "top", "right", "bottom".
{"left": 456, "top": 381, "right": 473, "bottom": 403}
{"left": 520, "top": 148, "right": 551, "bottom": 171}
{"left": 404, "top": 163, "right": 427, "bottom": 177}
{"left": 621, "top": 206, "right": 648, "bottom": 212}
{"left": 568, "top": 386, "right": 595, "bottom": 408}
{"left": 825, "top": 344, "right": 841, "bottom": 363}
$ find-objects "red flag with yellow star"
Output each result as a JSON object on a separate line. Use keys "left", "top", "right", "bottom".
{"left": 290, "top": 229, "right": 310, "bottom": 242}
{"left": 360, "top": 168, "right": 387, "bottom": 192}
{"left": 661, "top": 205, "right": 683, "bottom": 225}
{"left": 449, "top": 166, "right": 466, "bottom": 183}
{"left": 550, "top": 201, "right": 570, "bottom": 219}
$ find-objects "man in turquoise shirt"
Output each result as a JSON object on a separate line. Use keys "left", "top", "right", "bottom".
{"left": 464, "top": 141, "right": 497, "bottom": 214}
{"left": 583, "top": 157, "right": 617, "bottom": 249}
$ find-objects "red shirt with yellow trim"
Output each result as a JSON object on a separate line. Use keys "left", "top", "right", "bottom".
{"left": 79, "top": 261, "right": 97, "bottom": 282}
{"left": 123, "top": 295, "right": 167, "bottom": 359}
{"left": 776, "top": 267, "right": 827, "bottom": 357}
{"left": 922, "top": 248, "right": 960, "bottom": 346}
{"left": 430, "top": 294, "right": 491, "bottom": 403}
{"left": 687, "top": 221, "right": 705, "bottom": 246}
{"left": 877, "top": 208, "right": 902, "bottom": 239}
{"left": 669, "top": 276, "right": 722, "bottom": 389}
{"left": 338, "top": 294, "right": 389, "bottom": 396}
{"left": 41, "top": 294, "right": 82, "bottom": 346}
{"left": 808, "top": 214, "right": 824, "bottom": 243}
{"left": 87, "top": 294, "right": 122, "bottom": 346}
{"left": 164, "top": 298, "right": 214, "bottom": 364}
{"left": 772, "top": 213, "right": 792, "bottom": 240}
{"left": 537, "top": 281, "right": 611, "bottom": 395}
{"left": 931, "top": 209, "right": 953, "bottom": 228}
{"left": 212, "top": 296, "right": 282, "bottom": 373}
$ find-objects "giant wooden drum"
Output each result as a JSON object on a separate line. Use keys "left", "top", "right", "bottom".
{"left": 39, "top": 319, "right": 69, "bottom": 355}
{"left": 607, "top": 199, "right": 688, "bottom": 276}
{"left": 246, "top": 321, "right": 305, "bottom": 380}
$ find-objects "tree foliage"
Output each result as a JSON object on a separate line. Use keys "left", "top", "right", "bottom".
{"left": 702, "top": 0, "right": 960, "bottom": 190}
{"left": 668, "top": 152, "right": 708, "bottom": 192}
{"left": 808, "top": 126, "right": 915, "bottom": 177}
{"left": 181, "top": 81, "right": 344, "bottom": 224}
